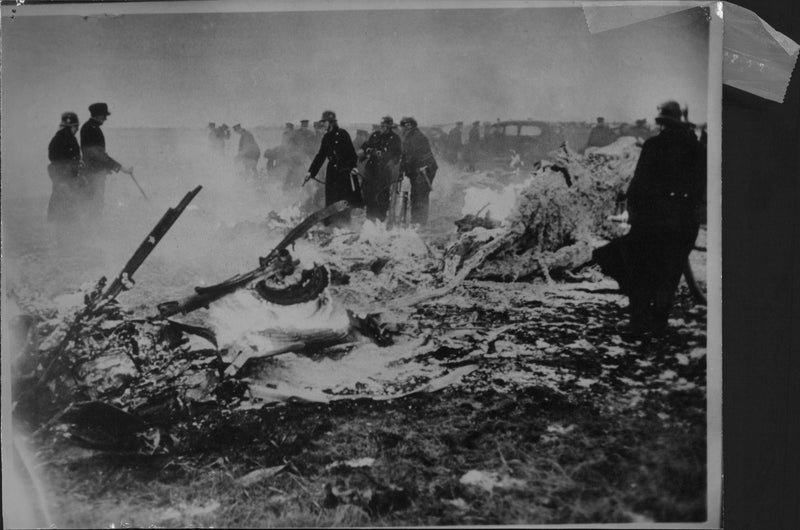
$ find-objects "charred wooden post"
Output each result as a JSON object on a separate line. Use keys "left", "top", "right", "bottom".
{"left": 157, "top": 200, "right": 350, "bottom": 318}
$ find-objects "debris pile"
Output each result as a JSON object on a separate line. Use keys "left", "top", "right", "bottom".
{"left": 450, "top": 140, "right": 640, "bottom": 281}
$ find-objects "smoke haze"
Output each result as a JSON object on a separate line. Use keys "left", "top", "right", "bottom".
{"left": 1, "top": 3, "right": 709, "bottom": 304}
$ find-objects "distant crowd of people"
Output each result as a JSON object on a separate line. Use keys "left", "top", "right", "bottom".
{"left": 205, "top": 111, "right": 439, "bottom": 228}
{"left": 47, "top": 102, "right": 132, "bottom": 248}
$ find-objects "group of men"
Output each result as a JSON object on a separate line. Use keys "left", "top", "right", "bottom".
{"left": 47, "top": 102, "right": 132, "bottom": 244}
{"left": 45, "top": 97, "right": 705, "bottom": 337}
{"left": 303, "top": 111, "right": 438, "bottom": 228}
{"left": 207, "top": 122, "right": 263, "bottom": 178}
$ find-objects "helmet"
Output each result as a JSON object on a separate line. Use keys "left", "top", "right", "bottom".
{"left": 399, "top": 116, "right": 417, "bottom": 128}
{"left": 380, "top": 116, "right": 394, "bottom": 127}
{"left": 321, "top": 110, "right": 337, "bottom": 122}
{"left": 60, "top": 112, "right": 80, "bottom": 127}
{"left": 656, "top": 100, "right": 682, "bottom": 124}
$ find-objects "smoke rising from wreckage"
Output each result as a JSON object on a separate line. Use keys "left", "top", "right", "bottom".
{"left": 5, "top": 121, "right": 708, "bottom": 525}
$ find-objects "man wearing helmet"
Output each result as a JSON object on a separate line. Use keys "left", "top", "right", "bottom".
{"left": 304, "top": 110, "right": 362, "bottom": 227}
{"left": 47, "top": 111, "right": 84, "bottom": 243}
{"left": 399, "top": 117, "right": 438, "bottom": 225}
{"left": 620, "top": 100, "right": 706, "bottom": 335}
{"left": 359, "top": 116, "right": 402, "bottom": 222}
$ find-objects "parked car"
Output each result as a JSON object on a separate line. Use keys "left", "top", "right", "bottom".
{"left": 481, "top": 120, "right": 563, "bottom": 166}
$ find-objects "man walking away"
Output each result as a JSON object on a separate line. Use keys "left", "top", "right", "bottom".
{"left": 360, "top": 116, "right": 402, "bottom": 222}
{"left": 399, "top": 117, "right": 438, "bottom": 225}
{"left": 304, "top": 110, "right": 362, "bottom": 228}
{"left": 47, "top": 111, "right": 84, "bottom": 247}
{"left": 232, "top": 123, "right": 261, "bottom": 179}
{"left": 80, "top": 102, "right": 132, "bottom": 223}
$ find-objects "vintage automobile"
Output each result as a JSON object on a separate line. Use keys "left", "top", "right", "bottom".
{"left": 480, "top": 120, "right": 563, "bottom": 166}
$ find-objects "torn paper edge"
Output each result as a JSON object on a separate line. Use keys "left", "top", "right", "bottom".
{"left": 581, "top": 1, "right": 798, "bottom": 103}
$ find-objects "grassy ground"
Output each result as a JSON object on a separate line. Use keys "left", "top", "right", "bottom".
{"left": 34, "top": 283, "right": 707, "bottom": 528}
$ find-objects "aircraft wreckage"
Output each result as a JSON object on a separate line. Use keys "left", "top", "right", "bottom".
{"left": 9, "top": 138, "right": 706, "bottom": 452}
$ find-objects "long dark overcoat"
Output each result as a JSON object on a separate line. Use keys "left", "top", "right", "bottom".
{"left": 308, "top": 125, "right": 363, "bottom": 208}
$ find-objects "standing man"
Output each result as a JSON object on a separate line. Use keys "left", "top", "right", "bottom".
{"left": 399, "top": 117, "right": 438, "bottom": 225}
{"left": 47, "top": 111, "right": 83, "bottom": 242}
{"left": 297, "top": 119, "right": 317, "bottom": 156}
{"left": 360, "top": 116, "right": 402, "bottom": 222}
{"left": 585, "top": 116, "right": 617, "bottom": 150}
{"left": 465, "top": 120, "right": 481, "bottom": 171}
{"left": 232, "top": 123, "right": 261, "bottom": 178}
{"left": 621, "top": 100, "right": 706, "bottom": 335}
{"left": 282, "top": 122, "right": 296, "bottom": 150}
{"left": 80, "top": 102, "right": 132, "bottom": 222}
{"left": 304, "top": 110, "right": 362, "bottom": 227}
{"left": 446, "top": 121, "right": 463, "bottom": 164}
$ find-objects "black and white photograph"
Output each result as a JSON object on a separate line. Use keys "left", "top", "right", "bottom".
{"left": 0, "top": 1, "right": 732, "bottom": 527}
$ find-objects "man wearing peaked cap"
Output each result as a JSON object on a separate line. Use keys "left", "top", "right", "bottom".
{"left": 585, "top": 115, "right": 616, "bottom": 150}
{"left": 359, "top": 115, "right": 402, "bottom": 222}
{"left": 305, "top": 110, "right": 362, "bottom": 227}
{"left": 399, "top": 116, "right": 438, "bottom": 225}
{"left": 232, "top": 124, "right": 261, "bottom": 178}
{"left": 80, "top": 102, "right": 133, "bottom": 225}
{"left": 296, "top": 119, "right": 317, "bottom": 157}
{"left": 446, "top": 120, "right": 463, "bottom": 164}
{"left": 88, "top": 102, "right": 111, "bottom": 116}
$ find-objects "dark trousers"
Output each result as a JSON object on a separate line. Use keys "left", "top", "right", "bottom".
{"left": 626, "top": 223, "right": 699, "bottom": 331}
{"left": 409, "top": 167, "right": 436, "bottom": 225}
{"left": 324, "top": 167, "right": 363, "bottom": 227}
{"left": 362, "top": 163, "right": 395, "bottom": 222}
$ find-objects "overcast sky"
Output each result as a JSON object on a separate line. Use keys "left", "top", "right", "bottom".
{"left": 1, "top": 3, "right": 709, "bottom": 131}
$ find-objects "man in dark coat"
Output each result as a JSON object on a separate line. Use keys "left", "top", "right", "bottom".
{"left": 465, "top": 120, "right": 481, "bottom": 171}
{"left": 47, "top": 112, "right": 83, "bottom": 231}
{"left": 609, "top": 100, "right": 706, "bottom": 335}
{"left": 232, "top": 123, "right": 261, "bottom": 178}
{"left": 585, "top": 116, "right": 617, "bottom": 150}
{"left": 399, "top": 117, "right": 438, "bottom": 225}
{"left": 446, "top": 121, "right": 463, "bottom": 164}
{"left": 297, "top": 119, "right": 318, "bottom": 157}
{"left": 359, "top": 116, "right": 402, "bottom": 222}
{"left": 80, "top": 102, "right": 132, "bottom": 221}
{"left": 304, "top": 110, "right": 362, "bottom": 227}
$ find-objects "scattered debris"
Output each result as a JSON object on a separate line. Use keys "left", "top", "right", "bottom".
{"left": 459, "top": 470, "right": 527, "bottom": 492}
{"left": 236, "top": 465, "right": 286, "bottom": 487}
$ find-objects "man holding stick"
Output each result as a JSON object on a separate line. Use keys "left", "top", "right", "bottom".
{"left": 80, "top": 102, "right": 133, "bottom": 223}
{"left": 304, "top": 110, "right": 362, "bottom": 228}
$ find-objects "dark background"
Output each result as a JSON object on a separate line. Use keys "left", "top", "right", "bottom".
{"left": 722, "top": 0, "right": 800, "bottom": 529}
